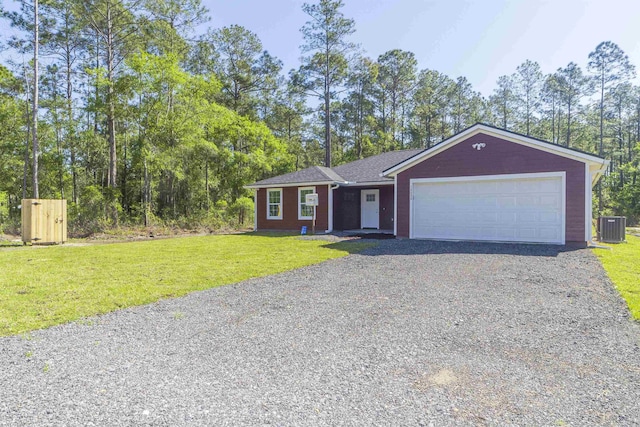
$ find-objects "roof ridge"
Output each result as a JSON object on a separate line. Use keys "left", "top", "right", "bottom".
{"left": 333, "top": 148, "right": 424, "bottom": 168}
{"left": 314, "top": 165, "right": 346, "bottom": 183}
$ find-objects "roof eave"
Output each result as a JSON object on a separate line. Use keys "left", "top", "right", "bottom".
{"left": 590, "top": 159, "right": 611, "bottom": 187}
{"left": 244, "top": 180, "right": 344, "bottom": 189}
{"left": 341, "top": 180, "right": 394, "bottom": 187}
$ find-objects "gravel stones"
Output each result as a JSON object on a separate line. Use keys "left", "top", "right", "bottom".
{"left": 1, "top": 239, "right": 639, "bottom": 426}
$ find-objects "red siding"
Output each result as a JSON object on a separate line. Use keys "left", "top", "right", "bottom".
{"left": 379, "top": 186, "right": 394, "bottom": 230}
{"left": 256, "top": 185, "right": 328, "bottom": 232}
{"left": 396, "top": 133, "right": 586, "bottom": 244}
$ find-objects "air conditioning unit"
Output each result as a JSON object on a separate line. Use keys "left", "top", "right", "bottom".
{"left": 598, "top": 216, "right": 626, "bottom": 243}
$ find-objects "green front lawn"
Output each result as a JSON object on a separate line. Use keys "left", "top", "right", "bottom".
{"left": 594, "top": 233, "right": 640, "bottom": 320}
{"left": 0, "top": 233, "right": 371, "bottom": 336}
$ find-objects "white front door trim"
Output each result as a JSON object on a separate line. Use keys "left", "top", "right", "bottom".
{"left": 361, "top": 189, "right": 380, "bottom": 229}
{"left": 409, "top": 172, "right": 566, "bottom": 244}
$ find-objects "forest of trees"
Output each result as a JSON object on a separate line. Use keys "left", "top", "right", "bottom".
{"left": 0, "top": 0, "right": 639, "bottom": 235}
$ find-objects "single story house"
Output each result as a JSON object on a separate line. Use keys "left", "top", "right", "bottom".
{"left": 246, "top": 123, "right": 609, "bottom": 246}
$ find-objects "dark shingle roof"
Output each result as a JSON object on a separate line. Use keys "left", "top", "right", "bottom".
{"left": 247, "top": 165, "right": 346, "bottom": 187}
{"left": 246, "top": 149, "right": 423, "bottom": 187}
{"left": 316, "top": 166, "right": 347, "bottom": 183}
{"left": 333, "top": 149, "right": 423, "bottom": 184}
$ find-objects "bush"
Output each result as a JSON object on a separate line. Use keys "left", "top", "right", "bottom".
{"left": 0, "top": 192, "right": 8, "bottom": 233}
{"left": 227, "top": 197, "right": 254, "bottom": 226}
{"left": 68, "top": 186, "right": 111, "bottom": 236}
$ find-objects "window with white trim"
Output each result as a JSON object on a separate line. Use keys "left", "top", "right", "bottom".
{"left": 266, "top": 188, "right": 282, "bottom": 220}
{"left": 298, "top": 186, "right": 315, "bottom": 220}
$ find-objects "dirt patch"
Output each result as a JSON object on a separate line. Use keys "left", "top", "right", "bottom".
{"left": 430, "top": 368, "right": 457, "bottom": 386}
{"left": 413, "top": 368, "right": 458, "bottom": 391}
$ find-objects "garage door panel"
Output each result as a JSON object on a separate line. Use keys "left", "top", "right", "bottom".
{"left": 516, "top": 181, "right": 540, "bottom": 192}
{"left": 498, "top": 212, "right": 517, "bottom": 224}
{"left": 539, "top": 179, "right": 561, "bottom": 192}
{"left": 476, "top": 212, "right": 498, "bottom": 223}
{"left": 496, "top": 180, "right": 516, "bottom": 192}
{"left": 539, "top": 227, "right": 561, "bottom": 240}
{"left": 516, "top": 196, "right": 538, "bottom": 208}
{"left": 517, "top": 211, "right": 537, "bottom": 223}
{"left": 540, "top": 195, "right": 560, "bottom": 208}
{"left": 412, "top": 175, "right": 564, "bottom": 244}
{"left": 497, "top": 196, "right": 516, "bottom": 208}
{"left": 496, "top": 228, "right": 517, "bottom": 240}
{"left": 539, "top": 212, "right": 560, "bottom": 223}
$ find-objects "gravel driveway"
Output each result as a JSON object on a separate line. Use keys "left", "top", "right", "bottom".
{"left": 1, "top": 240, "right": 639, "bottom": 426}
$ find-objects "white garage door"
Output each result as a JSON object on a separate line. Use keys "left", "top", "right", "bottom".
{"left": 411, "top": 173, "right": 565, "bottom": 244}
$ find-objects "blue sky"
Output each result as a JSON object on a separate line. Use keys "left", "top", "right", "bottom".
{"left": 2, "top": 0, "right": 638, "bottom": 97}
{"left": 204, "top": 0, "right": 640, "bottom": 96}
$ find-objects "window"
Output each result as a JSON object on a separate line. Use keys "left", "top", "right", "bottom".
{"left": 366, "top": 193, "right": 376, "bottom": 202}
{"left": 298, "top": 186, "right": 315, "bottom": 220}
{"left": 267, "top": 189, "right": 282, "bottom": 220}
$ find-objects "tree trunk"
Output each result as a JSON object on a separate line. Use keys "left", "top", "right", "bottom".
{"left": 526, "top": 91, "right": 530, "bottom": 136}
{"left": 599, "top": 73, "right": 605, "bottom": 156}
{"left": 357, "top": 89, "right": 363, "bottom": 159}
{"left": 22, "top": 92, "right": 30, "bottom": 201}
{"left": 566, "top": 99, "right": 572, "bottom": 148}
{"left": 94, "top": 30, "right": 99, "bottom": 134}
{"left": 324, "top": 38, "right": 331, "bottom": 168}
{"left": 32, "top": 0, "right": 39, "bottom": 199}
{"left": 65, "top": 26, "right": 77, "bottom": 204}
{"left": 143, "top": 158, "right": 150, "bottom": 226}
{"left": 106, "top": 5, "right": 116, "bottom": 189}
{"left": 205, "top": 159, "right": 210, "bottom": 212}
{"left": 122, "top": 135, "right": 128, "bottom": 213}
{"left": 551, "top": 98, "right": 556, "bottom": 144}
{"left": 324, "top": 88, "right": 331, "bottom": 167}
{"left": 51, "top": 73, "right": 64, "bottom": 199}
{"left": 597, "top": 73, "right": 605, "bottom": 216}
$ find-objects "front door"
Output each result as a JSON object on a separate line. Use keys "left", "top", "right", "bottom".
{"left": 361, "top": 189, "right": 380, "bottom": 229}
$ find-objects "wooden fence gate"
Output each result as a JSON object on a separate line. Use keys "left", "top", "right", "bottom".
{"left": 22, "top": 199, "right": 67, "bottom": 245}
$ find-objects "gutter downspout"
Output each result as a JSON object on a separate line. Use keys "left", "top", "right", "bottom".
{"left": 393, "top": 175, "right": 398, "bottom": 236}
{"left": 591, "top": 158, "right": 610, "bottom": 243}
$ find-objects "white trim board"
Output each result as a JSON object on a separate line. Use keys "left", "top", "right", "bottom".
{"left": 245, "top": 181, "right": 336, "bottom": 189}
{"left": 409, "top": 172, "right": 566, "bottom": 245}
{"left": 340, "top": 181, "right": 395, "bottom": 187}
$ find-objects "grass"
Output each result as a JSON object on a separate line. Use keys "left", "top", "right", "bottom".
{"left": 594, "top": 232, "right": 640, "bottom": 320}
{"left": 0, "top": 233, "right": 373, "bottom": 336}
